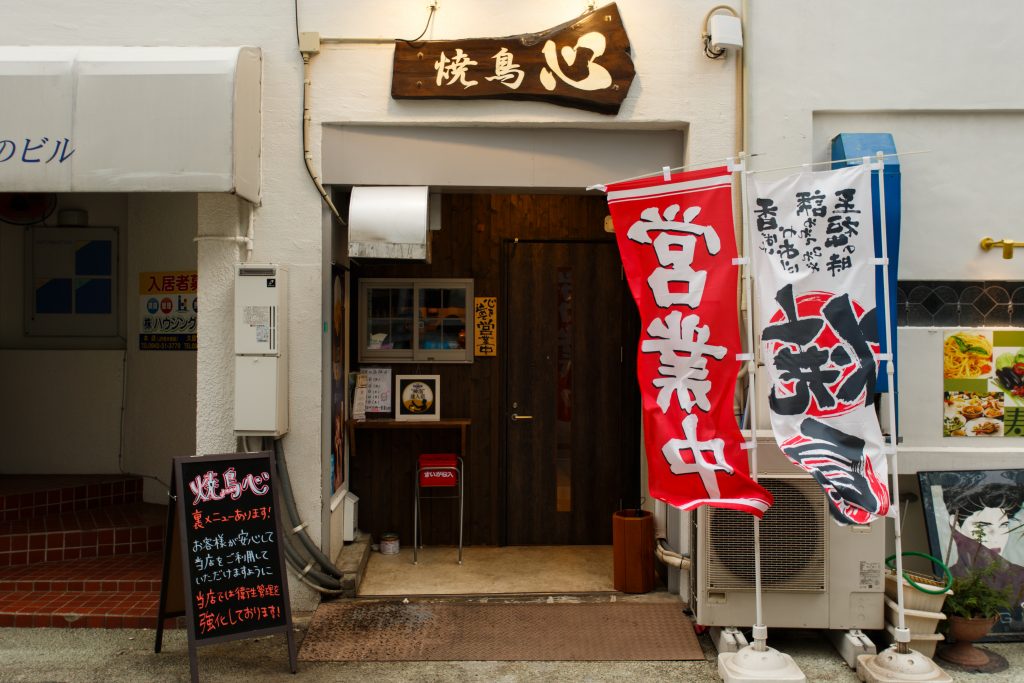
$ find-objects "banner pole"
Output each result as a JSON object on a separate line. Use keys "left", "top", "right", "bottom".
{"left": 737, "top": 153, "right": 768, "bottom": 650}
{"left": 873, "top": 151, "right": 910, "bottom": 652}
{"left": 718, "top": 156, "right": 806, "bottom": 682}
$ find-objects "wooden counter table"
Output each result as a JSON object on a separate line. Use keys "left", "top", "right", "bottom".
{"left": 347, "top": 418, "right": 471, "bottom": 461}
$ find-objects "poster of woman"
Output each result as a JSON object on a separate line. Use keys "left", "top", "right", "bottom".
{"left": 920, "top": 469, "right": 1024, "bottom": 639}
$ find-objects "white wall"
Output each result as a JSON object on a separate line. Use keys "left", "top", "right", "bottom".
{"left": 0, "top": 349, "right": 124, "bottom": 473}
{"left": 5, "top": 0, "right": 744, "bottom": 608}
{"left": 745, "top": 0, "right": 1024, "bottom": 280}
{"left": 122, "top": 194, "right": 198, "bottom": 501}
{"left": 0, "top": 193, "right": 196, "bottom": 485}
{"left": 745, "top": 1, "right": 1024, "bottom": 572}
{"left": 304, "top": 0, "right": 741, "bottom": 598}
{"left": 2, "top": 0, "right": 323, "bottom": 609}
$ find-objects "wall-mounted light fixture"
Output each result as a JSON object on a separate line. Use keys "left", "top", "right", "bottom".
{"left": 980, "top": 237, "right": 1024, "bottom": 259}
{"left": 701, "top": 5, "right": 743, "bottom": 59}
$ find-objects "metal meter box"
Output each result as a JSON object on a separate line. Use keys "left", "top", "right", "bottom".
{"left": 234, "top": 264, "right": 288, "bottom": 436}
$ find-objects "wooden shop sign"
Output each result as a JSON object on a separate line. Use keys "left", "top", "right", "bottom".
{"left": 392, "top": 3, "right": 635, "bottom": 115}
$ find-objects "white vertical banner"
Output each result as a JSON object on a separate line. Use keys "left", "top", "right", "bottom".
{"left": 750, "top": 164, "right": 891, "bottom": 525}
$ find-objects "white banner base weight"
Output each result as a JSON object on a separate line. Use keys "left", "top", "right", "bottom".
{"left": 855, "top": 648, "right": 952, "bottom": 682}
{"left": 718, "top": 646, "right": 806, "bottom": 682}
{"left": 828, "top": 629, "right": 876, "bottom": 669}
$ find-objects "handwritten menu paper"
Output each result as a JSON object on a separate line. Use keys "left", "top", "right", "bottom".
{"left": 159, "top": 451, "right": 295, "bottom": 682}
{"left": 364, "top": 367, "right": 392, "bottom": 413}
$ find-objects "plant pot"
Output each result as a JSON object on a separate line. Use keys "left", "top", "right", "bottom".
{"left": 939, "top": 615, "right": 997, "bottom": 667}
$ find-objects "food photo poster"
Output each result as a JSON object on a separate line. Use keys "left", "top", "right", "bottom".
{"left": 943, "top": 330, "right": 1024, "bottom": 437}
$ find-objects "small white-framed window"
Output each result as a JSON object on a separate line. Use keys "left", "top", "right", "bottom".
{"left": 24, "top": 226, "right": 119, "bottom": 337}
{"left": 358, "top": 278, "right": 473, "bottom": 363}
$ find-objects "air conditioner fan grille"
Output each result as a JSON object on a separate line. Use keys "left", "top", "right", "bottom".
{"left": 705, "top": 477, "right": 827, "bottom": 591}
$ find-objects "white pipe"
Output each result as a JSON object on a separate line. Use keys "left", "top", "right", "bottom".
{"left": 193, "top": 235, "right": 250, "bottom": 245}
{"left": 244, "top": 205, "right": 255, "bottom": 263}
{"left": 654, "top": 499, "right": 668, "bottom": 540}
{"left": 302, "top": 55, "right": 343, "bottom": 223}
{"left": 875, "top": 151, "right": 911, "bottom": 650}
{"left": 656, "top": 538, "right": 691, "bottom": 570}
{"left": 738, "top": 154, "right": 768, "bottom": 651}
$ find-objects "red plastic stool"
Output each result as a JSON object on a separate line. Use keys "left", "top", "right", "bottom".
{"left": 414, "top": 453, "right": 463, "bottom": 564}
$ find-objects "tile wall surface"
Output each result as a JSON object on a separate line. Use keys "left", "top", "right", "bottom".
{"left": 897, "top": 281, "right": 1024, "bottom": 327}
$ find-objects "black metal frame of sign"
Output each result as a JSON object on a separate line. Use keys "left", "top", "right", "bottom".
{"left": 154, "top": 451, "right": 296, "bottom": 682}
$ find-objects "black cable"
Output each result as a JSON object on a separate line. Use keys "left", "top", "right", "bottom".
{"left": 399, "top": 6, "right": 436, "bottom": 46}
{"left": 273, "top": 438, "right": 344, "bottom": 579}
{"left": 703, "top": 35, "right": 725, "bottom": 60}
{"left": 293, "top": 0, "right": 301, "bottom": 50}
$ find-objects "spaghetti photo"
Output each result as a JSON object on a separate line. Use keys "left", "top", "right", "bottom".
{"left": 943, "top": 331, "right": 993, "bottom": 379}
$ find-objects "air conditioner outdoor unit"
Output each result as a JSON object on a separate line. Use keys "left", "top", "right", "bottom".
{"left": 694, "top": 438, "right": 885, "bottom": 632}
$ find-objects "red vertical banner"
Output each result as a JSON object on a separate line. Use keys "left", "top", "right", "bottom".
{"left": 607, "top": 167, "right": 772, "bottom": 516}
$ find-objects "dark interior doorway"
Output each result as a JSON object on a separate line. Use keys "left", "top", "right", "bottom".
{"left": 347, "top": 193, "right": 639, "bottom": 548}
{"left": 503, "top": 240, "right": 639, "bottom": 545}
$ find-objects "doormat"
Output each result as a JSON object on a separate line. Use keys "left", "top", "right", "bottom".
{"left": 298, "top": 600, "right": 705, "bottom": 661}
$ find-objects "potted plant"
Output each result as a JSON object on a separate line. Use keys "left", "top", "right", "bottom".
{"left": 939, "top": 557, "right": 1012, "bottom": 667}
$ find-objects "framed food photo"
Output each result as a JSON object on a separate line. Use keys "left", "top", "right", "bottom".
{"left": 395, "top": 375, "right": 440, "bottom": 421}
{"left": 942, "top": 330, "right": 1024, "bottom": 437}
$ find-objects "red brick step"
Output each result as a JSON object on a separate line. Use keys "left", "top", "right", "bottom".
{"left": 0, "top": 476, "right": 175, "bottom": 629}
{"left": 0, "top": 589, "right": 167, "bottom": 629}
{"left": 0, "top": 475, "right": 143, "bottom": 522}
{"left": 0, "top": 550, "right": 164, "bottom": 593}
{"left": 0, "top": 502, "right": 165, "bottom": 567}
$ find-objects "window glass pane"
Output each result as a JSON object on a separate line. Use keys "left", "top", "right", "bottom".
{"left": 442, "top": 319, "right": 466, "bottom": 349}
{"left": 361, "top": 279, "right": 472, "bottom": 362}
{"left": 390, "top": 320, "right": 412, "bottom": 349}
{"left": 420, "top": 317, "right": 444, "bottom": 349}
{"left": 369, "top": 288, "right": 391, "bottom": 318}
{"left": 447, "top": 287, "right": 466, "bottom": 310}
{"left": 394, "top": 288, "right": 413, "bottom": 316}
{"left": 420, "top": 287, "right": 467, "bottom": 350}
{"left": 368, "top": 318, "right": 391, "bottom": 349}
{"left": 419, "top": 288, "right": 443, "bottom": 312}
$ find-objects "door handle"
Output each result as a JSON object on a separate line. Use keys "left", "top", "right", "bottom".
{"left": 511, "top": 413, "right": 534, "bottom": 421}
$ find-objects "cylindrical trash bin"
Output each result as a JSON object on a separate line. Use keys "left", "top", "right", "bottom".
{"left": 612, "top": 509, "right": 654, "bottom": 593}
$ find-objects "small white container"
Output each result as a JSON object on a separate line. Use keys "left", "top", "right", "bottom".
{"left": 884, "top": 570, "right": 952, "bottom": 613}
{"left": 884, "top": 596, "right": 946, "bottom": 634}
{"left": 380, "top": 533, "right": 400, "bottom": 555}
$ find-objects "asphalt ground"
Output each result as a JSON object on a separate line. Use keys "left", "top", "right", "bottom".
{"left": 2, "top": 616, "right": 1023, "bottom": 682}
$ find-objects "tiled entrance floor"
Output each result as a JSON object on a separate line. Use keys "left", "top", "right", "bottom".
{"left": 358, "top": 545, "right": 621, "bottom": 597}
{"left": 0, "top": 475, "right": 174, "bottom": 629}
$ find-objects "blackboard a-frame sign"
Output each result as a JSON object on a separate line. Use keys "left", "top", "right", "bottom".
{"left": 154, "top": 451, "right": 297, "bottom": 682}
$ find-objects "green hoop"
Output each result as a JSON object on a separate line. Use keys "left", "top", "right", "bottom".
{"left": 885, "top": 552, "right": 953, "bottom": 595}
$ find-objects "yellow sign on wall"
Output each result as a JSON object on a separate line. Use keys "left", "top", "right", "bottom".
{"left": 474, "top": 296, "right": 497, "bottom": 357}
{"left": 138, "top": 270, "right": 197, "bottom": 351}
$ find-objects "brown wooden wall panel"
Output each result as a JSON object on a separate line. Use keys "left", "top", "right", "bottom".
{"left": 348, "top": 194, "right": 637, "bottom": 546}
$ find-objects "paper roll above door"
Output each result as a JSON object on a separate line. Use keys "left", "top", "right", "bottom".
{"left": 348, "top": 186, "right": 429, "bottom": 260}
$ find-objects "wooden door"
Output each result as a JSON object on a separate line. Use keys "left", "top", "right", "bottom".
{"left": 504, "top": 240, "right": 638, "bottom": 545}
